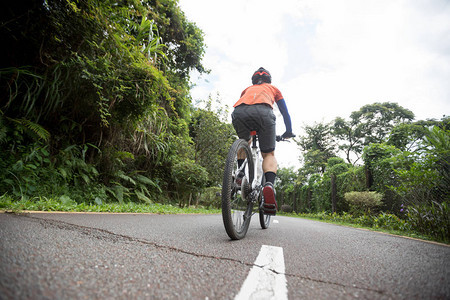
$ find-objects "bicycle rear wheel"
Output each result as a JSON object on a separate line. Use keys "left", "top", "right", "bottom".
{"left": 259, "top": 177, "right": 271, "bottom": 229}
{"left": 222, "top": 139, "right": 254, "bottom": 240}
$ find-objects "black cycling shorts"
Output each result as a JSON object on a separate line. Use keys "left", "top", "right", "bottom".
{"left": 231, "top": 104, "right": 276, "bottom": 153}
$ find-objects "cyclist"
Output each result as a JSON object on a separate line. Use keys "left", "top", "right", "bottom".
{"left": 231, "top": 67, "right": 295, "bottom": 215}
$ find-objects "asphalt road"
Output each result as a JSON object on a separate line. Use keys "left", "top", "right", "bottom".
{"left": 0, "top": 212, "right": 449, "bottom": 299}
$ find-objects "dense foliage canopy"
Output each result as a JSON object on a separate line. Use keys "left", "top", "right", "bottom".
{"left": 0, "top": 0, "right": 226, "bottom": 205}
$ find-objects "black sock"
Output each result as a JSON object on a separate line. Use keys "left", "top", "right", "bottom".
{"left": 264, "top": 172, "right": 276, "bottom": 185}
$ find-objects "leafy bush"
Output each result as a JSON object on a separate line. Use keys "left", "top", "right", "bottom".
{"left": 337, "top": 165, "right": 366, "bottom": 192}
{"left": 0, "top": 140, "right": 105, "bottom": 201}
{"left": 294, "top": 211, "right": 443, "bottom": 241}
{"left": 190, "top": 98, "right": 235, "bottom": 186}
{"left": 356, "top": 214, "right": 375, "bottom": 227}
{"left": 390, "top": 159, "right": 440, "bottom": 205}
{"left": 311, "top": 176, "right": 332, "bottom": 212}
{"left": 171, "top": 159, "right": 208, "bottom": 207}
{"left": 196, "top": 186, "right": 221, "bottom": 209}
{"left": 105, "top": 170, "right": 162, "bottom": 204}
{"left": 281, "top": 204, "right": 293, "bottom": 213}
{"left": 389, "top": 126, "right": 449, "bottom": 207}
{"left": 1, "top": 144, "right": 51, "bottom": 199}
{"left": 407, "top": 201, "right": 449, "bottom": 243}
{"left": 344, "top": 191, "right": 383, "bottom": 216}
{"left": 373, "top": 213, "right": 410, "bottom": 231}
{"left": 298, "top": 185, "right": 312, "bottom": 213}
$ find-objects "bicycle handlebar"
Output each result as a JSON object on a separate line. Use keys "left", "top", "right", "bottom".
{"left": 276, "top": 134, "right": 295, "bottom": 142}
{"left": 250, "top": 131, "right": 296, "bottom": 142}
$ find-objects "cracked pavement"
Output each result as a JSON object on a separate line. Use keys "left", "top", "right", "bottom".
{"left": 1, "top": 212, "right": 449, "bottom": 299}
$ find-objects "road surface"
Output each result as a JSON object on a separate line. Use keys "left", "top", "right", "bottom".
{"left": 0, "top": 212, "right": 449, "bottom": 299}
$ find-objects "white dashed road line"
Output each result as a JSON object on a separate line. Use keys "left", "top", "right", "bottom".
{"left": 235, "top": 245, "right": 288, "bottom": 300}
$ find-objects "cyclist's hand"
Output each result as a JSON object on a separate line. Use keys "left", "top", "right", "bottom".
{"left": 282, "top": 132, "right": 296, "bottom": 139}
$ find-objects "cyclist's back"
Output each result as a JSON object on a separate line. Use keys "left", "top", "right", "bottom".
{"left": 234, "top": 83, "right": 283, "bottom": 108}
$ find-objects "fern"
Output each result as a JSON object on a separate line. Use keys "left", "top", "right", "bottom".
{"left": 135, "top": 174, "right": 162, "bottom": 193}
{"left": 9, "top": 118, "right": 50, "bottom": 142}
{"left": 0, "top": 113, "right": 8, "bottom": 143}
{"left": 135, "top": 189, "right": 152, "bottom": 204}
{"left": 115, "top": 171, "right": 136, "bottom": 186}
{"left": 21, "top": 119, "right": 50, "bottom": 142}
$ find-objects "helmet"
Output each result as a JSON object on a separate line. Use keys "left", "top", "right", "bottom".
{"left": 251, "top": 67, "right": 271, "bottom": 84}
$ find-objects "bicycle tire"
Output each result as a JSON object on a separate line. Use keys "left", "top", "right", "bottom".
{"left": 221, "top": 139, "right": 254, "bottom": 240}
{"left": 259, "top": 177, "right": 271, "bottom": 229}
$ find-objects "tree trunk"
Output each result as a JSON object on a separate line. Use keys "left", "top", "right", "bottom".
{"left": 307, "top": 187, "right": 312, "bottom": 210}
{"left": 331, "top": 174, "right": 337, "bottom": 213}
{"left": 365, "top": 165, "right": 373, "bottom": 190}
{"left": 292, "top": 191, "right": 297, "bottom": 213}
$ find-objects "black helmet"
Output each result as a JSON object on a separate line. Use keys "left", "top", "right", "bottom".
{"left": 251, "top": 67, "right": 272, "bottom": 84}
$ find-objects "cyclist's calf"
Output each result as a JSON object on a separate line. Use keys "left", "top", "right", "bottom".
{"left": 261, "top": 151, "right": 277, "bottom": 174}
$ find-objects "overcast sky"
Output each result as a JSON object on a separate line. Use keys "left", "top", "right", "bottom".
{"left": 178, "top": 0, "right": 450, "bottom": 169}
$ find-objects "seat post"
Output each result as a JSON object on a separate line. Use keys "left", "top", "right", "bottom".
{"left": 250, "top": 131, "right": 257, "bottom": 149}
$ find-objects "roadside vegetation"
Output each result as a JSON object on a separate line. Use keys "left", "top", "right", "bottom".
{"left": 1, "top": 0, "right": 232, "bottom": 209}
{"left": 1, "top": 194, "right": 446, "bottom": 244}
{"left": 0, "top": 194, "right": 220, "bottom": 214}
{"left": 1, "top": 1, "right": 448, "bottom": 244}
{"left": 276, "top": 115, "right": 449, "bottom": 244}
{"left": 280, "top": 211, "right": 448, "bottom": 244}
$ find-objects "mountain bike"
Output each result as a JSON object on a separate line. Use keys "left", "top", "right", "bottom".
{"left": 221, "top": 131, "right": 285, "bottom": 240}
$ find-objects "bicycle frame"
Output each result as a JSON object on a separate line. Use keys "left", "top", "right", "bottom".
{"left": 233, "top": 131, "right": 263, "bottom": 209}
{"left": 250, "top": 131, "right": 263, "bottom": 190}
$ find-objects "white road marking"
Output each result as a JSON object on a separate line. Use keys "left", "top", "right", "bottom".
{"left": 235, "top": 245, "right": 288, "bottom": 300}
{"left": 273, "top": 219, "right": 279, "bottom": 224}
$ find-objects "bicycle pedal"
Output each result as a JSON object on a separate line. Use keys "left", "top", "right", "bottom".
{"left": 263, "top": 208, "right": 277, "bottom": 215}
{"left": 263, "top": 203, "right": 277, "bottom": 215}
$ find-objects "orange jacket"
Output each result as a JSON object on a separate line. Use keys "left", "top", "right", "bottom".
{"left": 233, "top": 83, "right": 284, "bottom": 108}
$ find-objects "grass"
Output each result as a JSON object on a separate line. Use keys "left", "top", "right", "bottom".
{"left": 279, "top": 211, "right": 449, "bottom": 245}
{"left": 0, "top": 195, "right": 220, "bottom": 214}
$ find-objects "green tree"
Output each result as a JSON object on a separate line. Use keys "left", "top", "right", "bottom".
{"left": 275, "top": 167, "right": 299, "bottom": 210}
{"left": 387, "top": 117, "right": 449, "bottom": 151}
{"left": 296, "top": 122, "right": 336, "bottom": 175}
{"left": 333, "top": 102, "right": 414, "bottom": 164}
{"left": 362, "top": 143, "right": 404, "bottom": 211}
{"left": 189, "top": 96, "right": 235, "bottom": 186}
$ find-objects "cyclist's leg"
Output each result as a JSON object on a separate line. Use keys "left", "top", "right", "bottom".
{"left": 261, "top": 151, "right": 277, "bottom": 174}
{"left": 256, "top": 105, "right": 277, "bottom": 182}
{"left": 256, "top": 107, "right": 278, "bottom": 214}
{"left": 237, "top": 137, "right": 253, "bottom": 159}
{"left": 232, "top": 106, "right": 252, "bottom": 141}
{"left": 261, "top": 151, "right": 277, "bottom": 214}
{"left": 232, "top": 107, "right": 253, "bottom": 183}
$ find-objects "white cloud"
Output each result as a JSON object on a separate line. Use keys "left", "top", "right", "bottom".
{"left": 179, "top": 0, "right": 450, "bottom": 169}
